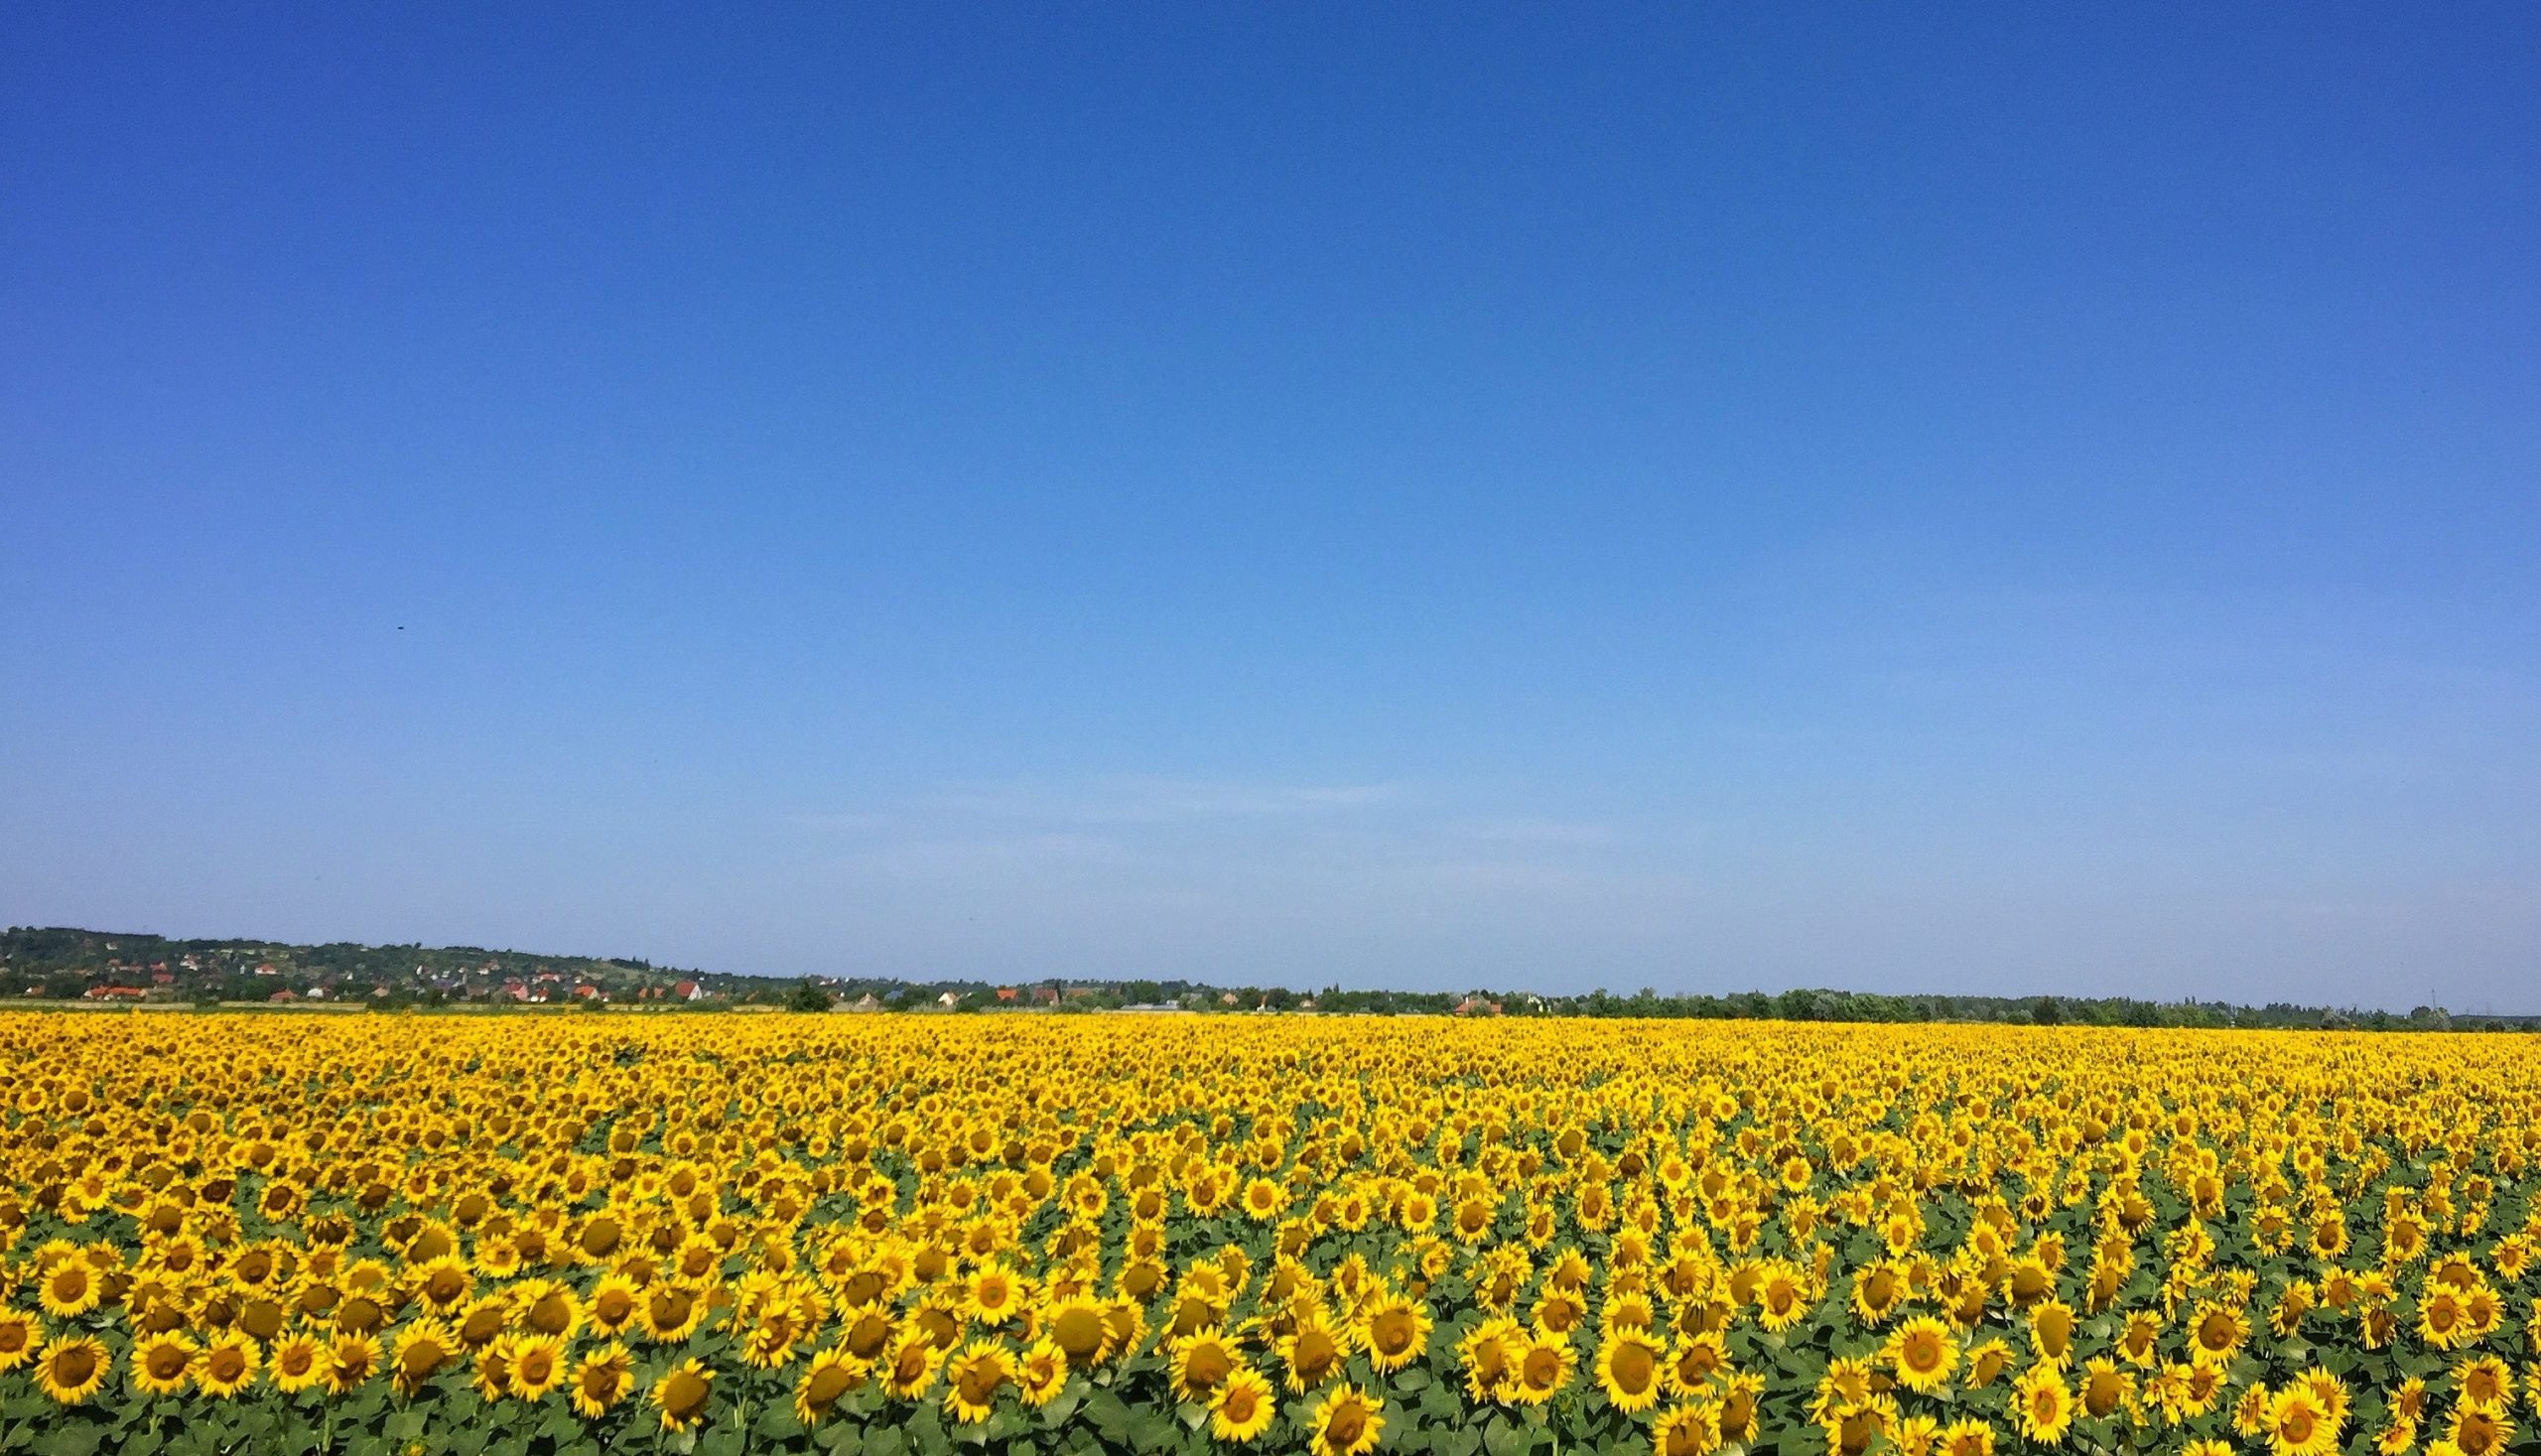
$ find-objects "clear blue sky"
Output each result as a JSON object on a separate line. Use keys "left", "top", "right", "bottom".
{"left": 5, "top": 5, "right": 2537, "bottom": 1007}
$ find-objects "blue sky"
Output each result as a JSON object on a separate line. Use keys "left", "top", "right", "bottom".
{"left": 5, "top": 5, "right": 2537, "bottom": 1006}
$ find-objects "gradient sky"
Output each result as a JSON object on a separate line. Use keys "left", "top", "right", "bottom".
{"left": 5, "top": 5, "right": 2538, "bottom": 1007}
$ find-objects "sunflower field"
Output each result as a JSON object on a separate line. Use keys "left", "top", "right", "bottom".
{"left": 2, "top": 1014, "right": 2537, "bottom": 1456}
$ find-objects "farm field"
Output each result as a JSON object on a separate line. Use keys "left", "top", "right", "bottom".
{"left": 0, "top": 1015, "right": 2534, "bottom": 1456}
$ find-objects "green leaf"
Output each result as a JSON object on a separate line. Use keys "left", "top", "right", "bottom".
{"left": 1131, "top": 1408, "right": 1178, "bottom": 1453}
{"left": 1039, "top": 1385, "right": 1087, "bottom": 1428}
{"left": 1086, "top": 1390, "right": 1136, "bottom": 1442}
{"left": 33, "top": 1424, "right": 102, "bottom": 1456}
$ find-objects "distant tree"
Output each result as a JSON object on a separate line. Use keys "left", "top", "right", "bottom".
{"left": 2031, "top": 996, "right": 2063, "bottom": 1026}
{"left": 787, "top": 979, "right": 833, "bottom": 1013}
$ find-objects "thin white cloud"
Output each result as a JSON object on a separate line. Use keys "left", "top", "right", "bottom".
{"left": 1457, "top": 818, "right": 1617, "bottom": 848}
{"left": 783, "top": 811, "right": 895, "bottom": 834}
{"left": 929, "top": 775, "right": 1404, "bottom": 825}
{"left": 830, "top": 831, "right": 1130, "bottom": 873}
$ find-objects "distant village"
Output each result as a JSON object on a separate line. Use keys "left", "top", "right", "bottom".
{"left": 0, "top": 927, "right": 729, "bottom": 1006}
{"left": 0, "top": 925, "right": 1495, "bottom": 1014}
{"left": 3, "top": 925, "right": 2521, "bottom": 1029}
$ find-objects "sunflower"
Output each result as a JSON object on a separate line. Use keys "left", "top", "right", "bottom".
{"left": 2419, "top": 1288, "right": 2470, "bottom": 1350}
{"left": 2444, "top": 1404, "right": 2511, "bottom": 1456}
{"left": 125, "top": 1329, "right": 198, "bottom": 1397}
{"left": 1211, "top": 1366, "right": 1276, "bottom": 1443}
{"left": 1939, "top": 1418, "right": 1996, "bottom": 1456}
{"left": 1756, "top": 1262, "right": 1810, "bottom": 1331}
{"left": 637, "top": 1283, "right": 706, "bottom": 1344}
{"left": 793, "top": 1345, "right": 869, "bottom": 1424}
{"left": 1172, "top": 1327, "right": 1242, "bottom": 1402}
{"left": 1044, "top": 1294, "right": 1114, "bottom": 1368}
{"left": 0, "top": 1311, "right": 36, "bottom": 1373}
{"left": 1812, "top": 1356, "right": 1877, "bottom": 1425}
{"left": 2029, "top": 1299, "right": 2076, "bottom": 1366}
{"left": 1360, "top": 1292, "right": 1432, "bottom": 1373}
{"left": 2455, "top": 1356, "right": 2512, "bottom": 1411}
{"left": 2269, "top": 1388, "right": 2341, "bottom": 1456}
{"left": 471, "top": 1337, "right": 515, "bottom": 1401}
{"left": 1668, "top": 1329, "right": 1729, "bottom": 1395}
{"left": 1243, "top": 1177, "right": 1287, "bottom": 1222}
{"left": 1966, "top": 1339, "right": 2013, "bottom": 1389}
{"left": 1654, "top": 1401, "right": 1724, "bottom": 1456}
{"left": 38, "top": 1335, "right": 111, "bottom": 1406}
{"left": 1014, "top": 1338, "right": 1066, "bottom": 1407}
{"left": 270, "top": 1333, "right": 327, "bottom": 1394}
{"left": 2005, "top": 1256, "right": 2056, "bottom": 1306}
{"left": 883, "top": 1330, "right": 943, "bottom": 1399}
{"left": 409, "top": 1255, "right": 472, "bottom": 1314}
{"left": 1852, "top": 1260, "right": 1911, "bottom": 1325}
{"left": 2298, "top": 1369, "right": 2350, "bottom": 1431}
{"left": 1823, "top": 1394, "right": 1900, "bottom": 1456}
{"left": 966, "top": 1260, "right": 1029, "bottom": 1326}
{"left": 515, "top": 1279, "right": 583, "bottom": 1340}
{"left": 37, "top": 1258, "right": 100, "bottom": 1318}
{"left": 1279, "top": 1312, "right": 1351, "bottom": 1392}
{"left": 1309, "top": 1384, "right": 1386, "bottom": 1456}
{"left": 2189, "top": 1302, "right": 2250, "bottom": 1366}
{"left": 1103, "top": 1299, "right": 1150, "bottom": 1363}
{"left": 584, "top": 1272, "right": 641, "bottom": 1337}
{"left": 2116, "top": 1310, "right": 2162, "bottom": 1368}
{"left": 570, "top": 1342, "right": 635, "bottom": 1418}
{"left": 740, "top": 1291, "right": 822, "bottom": 1371}
{"left": 2237, "top": 1383, "right": 2278, "bottom": 1438}
{"left": 2078, "top": 1357, "right": 2132, "bottom": 1421}
{"left": 1720, "top": 1375, "right": 1765, "bottom": 1445}
{"left": 943, "top": 1340, "right": 1011, "bottom": 1423}
{"left": 198, "top": 1333, "right": 261, "bottom": 1398}
{"left": 324, "top": 1332, "right": 379, "bottom": 1394}
{"left": 651, "top": 1357, "right": 715, "bottom": 1432}
{"left": 1597, "top": 1327, "right": 1668, "bottom": 1414}
{"left": 1886, "top": 1316, "right": 1958, "bottom": 1394}
{"left": 837, "top": 1306, "right": 899, "bottom": 1366}
{"left": 1459, "top": 1315, "right": 1524, "bottom": 1402}
{"left": 2271, "top": 1280, "right": 2317, "bottom": 1339}
{"left": 391, "top": 1318, "right": 460, "bottom": 1396}
{"left": 507, "top": 1334, "right": 566, "bottom": 1400}
{"left": 1512, "top": 1330, "right": 1577, "bottom": 1405}
{"left": 2014, "top": 1364, "right": 2073, "bottom": 1445}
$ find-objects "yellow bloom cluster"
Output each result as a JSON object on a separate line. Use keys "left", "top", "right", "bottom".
{"left": 2, "top": 1012, "right": 2538, "bottom": 1456}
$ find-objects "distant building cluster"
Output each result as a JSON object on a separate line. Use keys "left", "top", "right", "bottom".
{"left": 7, "top": 926, "right": 2535, "bottom": 1029}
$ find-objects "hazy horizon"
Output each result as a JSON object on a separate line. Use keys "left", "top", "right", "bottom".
{"left": 6, "top": 6, "right": 2537, "bottom": 1011}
